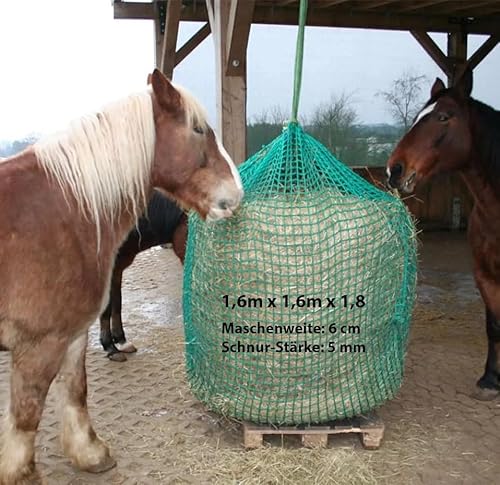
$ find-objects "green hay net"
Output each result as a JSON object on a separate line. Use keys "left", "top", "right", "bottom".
{"left": 182, "top": 1, "right": 417, "bottom": 425}
{"left": 183, "top": 122, "right": 417, "bottom": 424}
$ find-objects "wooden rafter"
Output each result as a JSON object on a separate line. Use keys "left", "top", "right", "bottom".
{"left": 113, "top": 3, "right": 500, "bottom": 35}
{"left": 175, "top": 22, "right": 211, "bottom": 67}
{"left": 113, "top": 1, "right": 154, "bottom": 20}
{"left": 397, "top": 0, "right": 450, "bottom": 13}
{"left": 226, "top": 0, "right": 255, "bottom": 76}
{"left": 358, "top": 1, "right": 398, "bottom": 10}
{"left": 320, "top": 0, "right": 352, "bottom": 7}
{"left": 160, "top": 0, "right": 182, "bottom": 78}
{"left": 411, "top": 30, "right": 451, "bottom": 76}
{"left": 467, "top": 35, "right": 499, "bottom": 70}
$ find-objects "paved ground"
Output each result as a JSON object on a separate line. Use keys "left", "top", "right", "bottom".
{"left": 0, "top": 232, "right": 499, "bottom": 484}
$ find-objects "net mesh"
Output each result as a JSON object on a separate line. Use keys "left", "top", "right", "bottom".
{"left": 183, "top": 122, "right": 417, "bottom": 425}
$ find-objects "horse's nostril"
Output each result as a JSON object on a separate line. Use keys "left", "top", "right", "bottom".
{"left": 388, "top": 162, "right": 404, "bottom": 188}
{"left": 218, "top": 199, "right": 230, "bottom": 210}
{"left": 391, "top": 163, "right": 403, "bottom": 177}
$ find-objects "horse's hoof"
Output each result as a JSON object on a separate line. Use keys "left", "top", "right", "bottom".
{"left": 115, "top": 341, "right": 137, "bottom": 353}
{"left": 107, "top": 351, "right": 127, "bottom": 362}
{"left": 0, "top": 469, "right": 45, "bottom": 485}
{"left": 83, "top": 454, "right": 117, "bottom": 474}
{"left": 472, "top": 386, "right": 499, "bottom": 401}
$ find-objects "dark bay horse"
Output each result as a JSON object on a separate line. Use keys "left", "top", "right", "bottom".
{"left": 386, "top": 68, "right": 500, "bottom": 401}
{"left": 100, "top": 191, "right": 187, "bottom": 361}
{"left": 0, "top": 69, "right": 243, "bottom": 484}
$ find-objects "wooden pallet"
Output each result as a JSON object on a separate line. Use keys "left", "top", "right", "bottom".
{"left": 243, "top": 414, "right": 384, "bottom": 450}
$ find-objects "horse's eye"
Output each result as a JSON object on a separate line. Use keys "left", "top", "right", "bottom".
{"left": 193, "top": 126, "right": 204, "bottom": 135}
{"left": 437, "top": 112, "right": 450, "bottom": 122}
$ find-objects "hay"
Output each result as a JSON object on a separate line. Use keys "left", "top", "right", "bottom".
{"left": 152, "top": 446, "right": 381, "bottom": 485}
{"left": 185, "top": 190, "right": 416, "bottom": 424}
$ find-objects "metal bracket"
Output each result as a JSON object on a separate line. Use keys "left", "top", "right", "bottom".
{"left": 158, "top": 1, "right": 167, "bottom": 35}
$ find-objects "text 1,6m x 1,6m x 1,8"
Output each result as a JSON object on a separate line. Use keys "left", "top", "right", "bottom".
{"left": 222, "top": 294, "right": 366, "bottom": 310}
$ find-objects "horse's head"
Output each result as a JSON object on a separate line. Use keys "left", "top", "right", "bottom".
{"left": 386, "top": 68, "right": 473, "bottom": 193}
{"left": 149, "top": 69, "right": 243, "bottom": 220}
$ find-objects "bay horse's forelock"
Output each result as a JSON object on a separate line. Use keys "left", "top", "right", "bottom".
{"left": 0, "top": 72, "right": 242, "bottom": 483}
{"left": 386, "top": 72, "right": 500, "bottom": 400}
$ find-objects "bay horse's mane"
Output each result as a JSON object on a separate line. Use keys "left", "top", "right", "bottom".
{"left": 33, "top": 84, "right": 209, "bottom": 234}
{"left": 469, "top": 97, "right": 500, "bottom": 179}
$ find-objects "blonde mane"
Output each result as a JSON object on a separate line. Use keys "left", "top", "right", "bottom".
{"left": 33, "top": 83, "right": 210, "bottom": 246}
{"left": 34, "top": 91, "right": 155, "bottom": 237}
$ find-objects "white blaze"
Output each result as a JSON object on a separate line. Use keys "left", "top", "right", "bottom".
{"left": 410, "top": 102, "right": 437, "bottom": 130}
{"left": 215, "top": 134, "right": 243, "bottom": 192}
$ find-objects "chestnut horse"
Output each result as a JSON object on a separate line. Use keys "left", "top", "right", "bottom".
{"left": 100, "top": 190, "right": 187, "bottom": 361}
{"left": 0, "top": 69, "right": 243, "bottom": 484}
{"left": 386, "top": 68, "right": 500, "bottom": 401}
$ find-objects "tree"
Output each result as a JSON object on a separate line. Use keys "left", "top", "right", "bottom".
{"left": 377, "top": 71, "right": 428, "bottom": 132}
{"left": 308, "top": 93, "right": 367, "bottom": 165}
{"left": 247, "top": 105, "right": 290, "bottom": 156}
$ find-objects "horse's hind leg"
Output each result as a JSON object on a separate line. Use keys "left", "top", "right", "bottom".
{"left": 475, "top": 307, "right": 500, "bottom": 400}
{"left": 100, "top": 294, "right": 126, "bottom": 363}
{"left": 110, "top": 269, "right": 136, "bottom": 354}
{"left": 57, "top": 331, "right": 115, "bottom": 473}
{"left": 0, "top": 336, "right": 67, "bottom": 485}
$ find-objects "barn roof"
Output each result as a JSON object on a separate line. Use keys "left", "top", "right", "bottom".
{"left": 114, "top": 1, "right": 500, "bottom": 35}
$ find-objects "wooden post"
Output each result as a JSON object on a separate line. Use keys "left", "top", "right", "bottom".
{"left": 160, "top": 0, "right": 182, "bottom": 78}
{"left": 208, "top": 0, "right": 251, "bottom": 165}
{"left": 447, "top": 31, "right": 468, "bottom": 86}
{"left": 154, "top": 4, "right": 163, "bottom": 69}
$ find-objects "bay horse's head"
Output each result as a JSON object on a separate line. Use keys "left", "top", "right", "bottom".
{"left": 386, "top": 68, "right": 473, "bottom": 193}
{"left": 149, "top": 69, "right": 243, "bottom": 220}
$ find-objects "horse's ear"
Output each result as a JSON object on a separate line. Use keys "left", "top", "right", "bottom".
{"left": 431, "top": 78, "right": 446, "bottom": 98}
{"left": 455, "top": 66, "right": 473, "bottom": 98}
{"left": 147, "top": 73, "right": 152, "bottom": 85}
{"left": 151, "top": 69, "right": 181, "bottom": 112}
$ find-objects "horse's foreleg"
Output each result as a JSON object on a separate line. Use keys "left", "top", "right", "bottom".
{"left": 57, "top": 331, "right": 116, "bottom": 473}
{"left": 475, "top": 307, "right": 500, "bottom": 400}
{"left": 0, "top": 336, "right": 67, "bottom": 485}
{"left": 110, "top": 269, "right": 136, "bottom": 354}
{"left": 100, "top": 293, "right": 126, "bottom": 362}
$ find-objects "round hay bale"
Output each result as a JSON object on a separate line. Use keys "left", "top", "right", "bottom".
{"left": 183, "top": 124, "right": 417, "bottom": 425}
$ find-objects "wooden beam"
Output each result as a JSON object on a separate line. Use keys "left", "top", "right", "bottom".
{"left": 175, "top": 22, "right": 211, "bottom": 66}
{"left": 213, "top": 0, "right": 247, "bottom": 165}
{"left": 160, "top": 0, "right": 182, "bottom": 78}
{"left": 467, "top": 35, "right": 499, "bottom": 70}
{"left": 411, "top": 30, "right": 451, "bottom": 76}
{"left": 362, "top": 1, "right": 400, "bottom": 10}
{"left": 226, "top": 0, "right": 255, "bottom": 76}
{"left": 114, "top": 3, "right": 500, "bottom": 36}
{"left": 397, "top": 0, "right": 451, "bottom": 13}
{"left": 320, "top": 0, "right": 352, "bottom": 7}
{"left": 113, "top": 1, "right": 154, "bottom": 20}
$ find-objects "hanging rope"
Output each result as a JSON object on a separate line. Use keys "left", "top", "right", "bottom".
{"left": 290, "top": 0, "right": 309, "bottom": 123}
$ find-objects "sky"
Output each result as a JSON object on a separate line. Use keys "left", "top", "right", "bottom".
{"left": 0, "top": 0, "right": 499, "bottom": 140}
